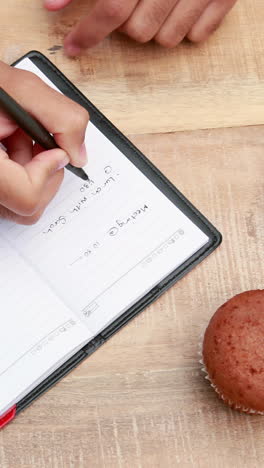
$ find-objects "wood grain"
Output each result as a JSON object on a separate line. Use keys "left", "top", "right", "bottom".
{"left": 0, "top": 1, "right": 264, "bottom": 467}
{"left": 1, "top": 1, "right": 264, "bottom": 135}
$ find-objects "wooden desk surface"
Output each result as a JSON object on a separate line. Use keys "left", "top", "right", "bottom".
{"left": 1, "top": 1, "right": 264, "bottom": 467}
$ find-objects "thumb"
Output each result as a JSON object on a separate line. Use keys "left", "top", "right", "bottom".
{"left": 26, "top": 149, "right": 70, "bottom": 189}
{"left": 44, "top": 0, "right": 73, "bottom": 11}
{"left": 0, "top": 149, "right": 69, "bottom": 216}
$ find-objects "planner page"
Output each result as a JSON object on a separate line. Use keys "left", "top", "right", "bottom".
{"left": 0, "top": 237, "right": 93, "bottom": 416}
{"left": 1, "top": 58, "right": 210, "bottom": 335}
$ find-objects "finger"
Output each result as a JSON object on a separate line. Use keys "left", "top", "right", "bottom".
{"left": 0, "top": 204, "right": 30, "bottom": 224}
{"left": 0, "top": 147, "right": 68, "bottom": 216}
{"left": 33, "top": 143, "right": 45, "bottom": 158}
{"left": 120, "top": 0, "right": 178, "bottom": 44}
{"left": 64, "top": 0, "right": 139, "bottom": 55}
{"left": 2, "top": 65, "right": 89, "bottom": 167}
{"left": 155, "top": 0, "right": 210, "bottom": 47}
{"left": 187, "top": 0, "right": 237, "bottom": 43}
{"left": 0, "top": 170, "right": 63, "bottom": 225}
{"left": 44, "top": 0, "right": 73, "bottom": 11}
{"left": 0, "top": 111, "right": 18, "bottom": 139}
{"left": 3, "top": 129, "right": 33, "bottom": 166}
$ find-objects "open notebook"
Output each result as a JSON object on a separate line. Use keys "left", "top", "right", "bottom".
{"left": 0, "top": 52, "right": 221, "bottom": 426}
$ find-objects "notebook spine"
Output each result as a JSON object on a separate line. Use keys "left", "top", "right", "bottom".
{"left": 83, "top": 335, "right": 105, "bottom": 356}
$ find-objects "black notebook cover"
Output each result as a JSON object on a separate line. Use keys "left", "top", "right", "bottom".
{"left": 1, "top": 51, "right": 221, "bottom": 425}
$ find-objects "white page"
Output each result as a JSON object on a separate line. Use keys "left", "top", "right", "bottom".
{"left": 1, "top": 58, "right": 209, "bottom": 336}
{"left": 0, "top": 238, "right": 93, "bottom": 416}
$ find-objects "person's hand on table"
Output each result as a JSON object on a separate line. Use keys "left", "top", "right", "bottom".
{"left": 43, "top": 0, "right": 237, "bottom": 56}
{"left": 0, "top": 62, "right": 89, "bottom": 224}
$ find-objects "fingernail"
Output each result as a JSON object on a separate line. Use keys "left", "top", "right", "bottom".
{"left": 57, "top": 155, "right": 70, "bottom": 171}
{"left": 65, "top": 42, "right": 82, "bottom": 57}
{"left": 79, "top": 143, "right": 88, "bottom": 164}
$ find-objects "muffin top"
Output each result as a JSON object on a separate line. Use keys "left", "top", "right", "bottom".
{"left": 203, "top": 290, "right": 264, "bottom": 413}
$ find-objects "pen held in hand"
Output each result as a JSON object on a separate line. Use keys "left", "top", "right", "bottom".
{"left": 0, "top": 87, "right": 88, "bottom": 181}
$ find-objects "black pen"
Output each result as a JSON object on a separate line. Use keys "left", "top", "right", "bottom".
{"left": 0, "top": 87, "right": 88, "bottom": 181}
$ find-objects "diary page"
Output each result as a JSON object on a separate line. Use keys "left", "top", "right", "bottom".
{"left": 1, "top": 58, "right": 210, "bottom": 334}
{"left": 0, "top": 238, "right": 92, "bottom": 416}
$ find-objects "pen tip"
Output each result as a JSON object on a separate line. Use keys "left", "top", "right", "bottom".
{"left": 66, "top": 163, "right": 89, "bottom": 181}
{"left": 82, "top": 173, "right": 89, "bottom": 181}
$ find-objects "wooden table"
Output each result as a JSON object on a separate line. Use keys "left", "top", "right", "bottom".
{"left": 1, "top": 1, "right": 264, "bottom": 467}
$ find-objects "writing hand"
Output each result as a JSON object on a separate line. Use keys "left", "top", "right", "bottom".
{"left": 44, "top": 0, "right": 237, "bottom": 56}
{"left": 0, "top": 62, "right": 89, "bottom": 224}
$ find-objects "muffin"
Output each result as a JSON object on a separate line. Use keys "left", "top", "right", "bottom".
{"left": 202, "top": 290, "right": 264, "bottom": 413}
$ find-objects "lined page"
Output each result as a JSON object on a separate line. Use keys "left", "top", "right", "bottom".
{"left": 0, "top": 238, "right": 92, "bottom": 416}
{"left": 1, "top": 58, "right": 210, "bottom": 335}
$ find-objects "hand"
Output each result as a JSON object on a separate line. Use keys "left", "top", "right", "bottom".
{"left": 0, "top": 62, "right": 89, "bottom": 224}
{"left": 44, "top": 0, "right": 237, "bottom": 56}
